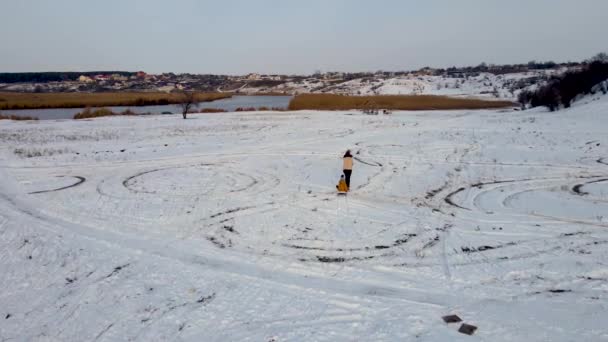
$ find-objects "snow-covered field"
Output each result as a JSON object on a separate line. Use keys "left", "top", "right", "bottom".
{"left": 1, "top": 94, "right": 607, "bottom": 341}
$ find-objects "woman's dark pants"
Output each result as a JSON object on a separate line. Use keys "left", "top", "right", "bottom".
{"left": 343, "top": 170, "right": 352, "bottom": 187}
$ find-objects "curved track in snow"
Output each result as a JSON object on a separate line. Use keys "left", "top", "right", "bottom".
{"left": 1, "top": 106, "right": 608, "bottom": 341}
{"left": 28, "top": 176, "right": 86, "bottom": 194}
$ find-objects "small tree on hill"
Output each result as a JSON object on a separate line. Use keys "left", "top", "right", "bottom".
{"left": 179, "top": 91, "right": 198, "bottom": 119}
{"left": 590, "top": 52, "right": 608, "bottom": 63}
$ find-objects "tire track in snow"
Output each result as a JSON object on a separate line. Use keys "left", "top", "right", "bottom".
{"left": 0, "top": 185, "right": 456, "bottom": 311}
{"left": 28, "top": 176, "right": 86, "bottom": 195}
{"left": 572, "top": 178, "right": 608, "bottom": 201}
{"left": 443, "top": 175, "right": 608, "bottom": 214}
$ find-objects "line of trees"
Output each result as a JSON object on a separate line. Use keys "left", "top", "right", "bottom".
{"left": 518, "top": 53, "right": 608, "bottom": 111}
{"left": 0, "top": 71, "right": 134, "bottom": 84}
{"left": 440, "top": 60, "right": 573, "bottom": 76}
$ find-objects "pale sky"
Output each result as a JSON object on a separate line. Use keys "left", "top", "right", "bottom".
{"left": 1, "top": 0, "right": 606, "bottom": 74}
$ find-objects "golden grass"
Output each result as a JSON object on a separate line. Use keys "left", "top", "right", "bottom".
{"left": 0, "top": 92, "right": 232, "bottom": 110}
{"left": 235, "top": 107, "right": 257, "bottom": 112}
{"left": 73, "top": 107, "right": 137, "bottom": 120}
{"left": 288, "top": 94, "right": 515, "bottom": 111}
{"left": 198, "top": 108, "right": 227, "bottom": 113}
{"left": 0, "top": 113, "right": 39, "bottom": 121}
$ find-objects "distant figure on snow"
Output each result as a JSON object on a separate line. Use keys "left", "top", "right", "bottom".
{"left": 342, "top": 150, "right": 353, "bottom": 188}
{"left": 336, "top": 174, "right": 349, "bottom": 193}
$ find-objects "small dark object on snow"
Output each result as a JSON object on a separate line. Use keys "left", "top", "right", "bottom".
{"left": 5, "top": 313, "right": 11, "bottom": 319}
{"left": 548, "top": 289, "right": 571, "bottom": 293}
{"left": 197, "top": 293, "right": 216, "bottom": 304}
{"left": 105, "top": 263, "right": 130, "bottom": 278}
{"left": 317, "top": 256, "right": 346, "bottom": 263}
{"left": 120, "top": 149, "right": 126, "bottom": 152}
{"left": 442, "top": 314, "right": 462, "bottom": 323}
{"left": 458, "top": 323, "right": 477, "bottom": 335}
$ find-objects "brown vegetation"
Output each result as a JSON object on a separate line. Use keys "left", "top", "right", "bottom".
{"left": 0, "top": 92, "right": 232, "bottom": 110}
{"left": 235, "top": 107, "right": 257, "bottom": 112}
{"left": 0, "top": 113, "right": 39, "bottom": 121}
{"left": 288, "top": 94, "right": 515, "bottom": 111}
{"left": 73, "top": 107, "right": 138, "bottom": 120}
{"left": 198, "top": 108, "right": 227, "bottom": 113}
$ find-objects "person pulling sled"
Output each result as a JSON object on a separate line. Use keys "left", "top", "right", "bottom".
{"left": 336, "top": 150, "right": 354, "bottom": 195}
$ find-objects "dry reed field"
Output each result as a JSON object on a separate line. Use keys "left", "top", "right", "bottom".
{"left": 0, "top": 92, "right": 231, "bottom": 110}
{"left": 73, "top": 108, "right": 137, "bottom": 120}
{"left": 288, "top": 94, "right": 515, "bottom": 111}
{"left": 0, "top": 113, "right": 39, "bottom": 121}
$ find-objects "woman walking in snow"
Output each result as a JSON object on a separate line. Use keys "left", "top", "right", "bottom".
{"left": 342, "top": 150, "right": 353, "bottom": 189}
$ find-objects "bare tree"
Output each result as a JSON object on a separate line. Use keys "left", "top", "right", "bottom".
{"left": 590, "top": 52, "right": 608, "bottom": 63}
{"left": 179, "top": 91, "right": 198, "bottom": 119}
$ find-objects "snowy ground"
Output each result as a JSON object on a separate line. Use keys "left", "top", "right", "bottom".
{"left": 1, "top": 94, "right": 607, "bottom": 341}
{"left": 251, "top": 70, "right": 560, "bottom": 101}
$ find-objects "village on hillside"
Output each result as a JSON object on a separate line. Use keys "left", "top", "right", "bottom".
{"left": 0, "top": 61, "right": 578, "bottom": 101}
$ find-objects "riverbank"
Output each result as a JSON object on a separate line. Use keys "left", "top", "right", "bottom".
{"left": 288, "top": 94, "right": 515, "bottom": 111}
{"left": 1, "top": 95, "right": 293, "bottom": 120}
{"left": 0, "top": 92, "right": 232, "bottom": 110}
{"left": 0, "top": 113, "right": 38, "bottom": 121}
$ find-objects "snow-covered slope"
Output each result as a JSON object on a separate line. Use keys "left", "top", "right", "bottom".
{"left": 256, "top": 70, "right": 561, "bottom": 100}
{"left": 329, "top": 72, "right": 536, "bottom": 99}
{"left": 1, "top": 95, "right": 607, "bottom": 341}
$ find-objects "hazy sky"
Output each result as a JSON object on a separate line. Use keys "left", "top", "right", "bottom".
{"left": 1, "top": 0, "right": 606, "bottom": 74}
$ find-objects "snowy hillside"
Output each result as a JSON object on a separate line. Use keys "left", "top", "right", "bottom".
{"left": 323, "top": 72, "right": 541, "bottom": 99}
{"left": 1, "top": 94, "right": 607, "bottom": 341}
{"left": 248, "top": 69, "right": 562, "bottom": 101}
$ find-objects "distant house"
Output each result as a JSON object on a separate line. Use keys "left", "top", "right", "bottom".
{"left": 78, "top": 75, "right": 94, "bottom": 83}
{"left": 136, "top": 71, "right": 147, "bottom": 78}
{"left": 157, "top": 85, "right": 175, "bottom": 93}
{"left": 111, "top": 74, "right": 128, "bottom": 81}
{"left": 246, "top": 73, "right": 261, "bottom": 81}
{"left": 94, "top": 74, "right": 110, "bottom": 81}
